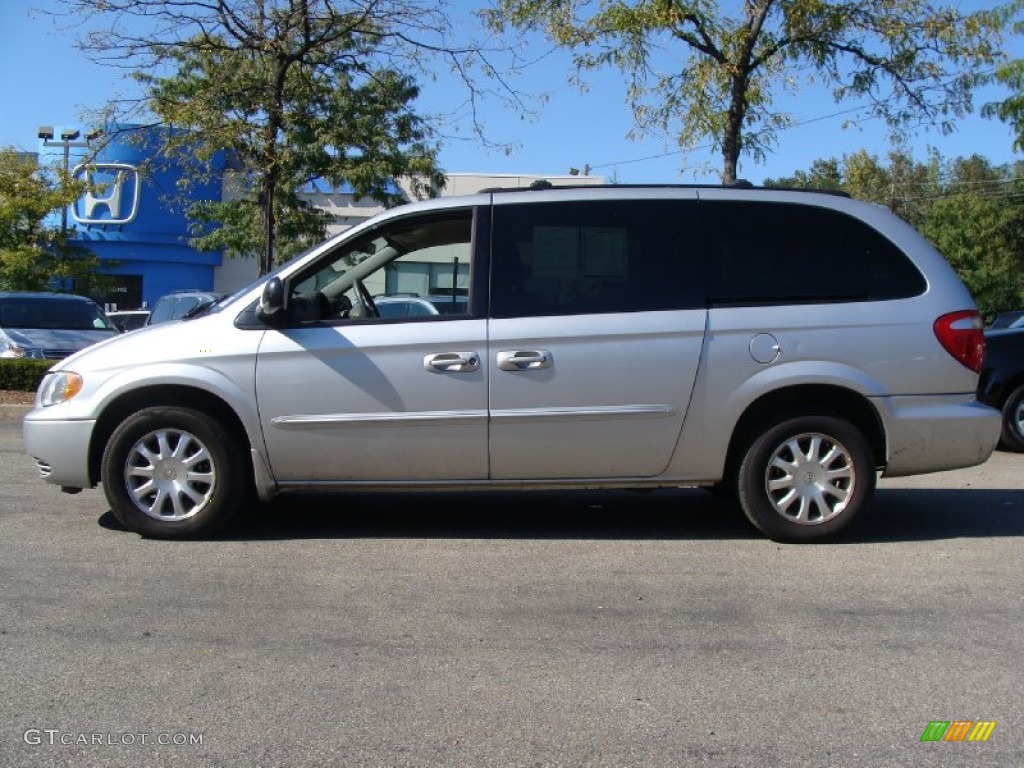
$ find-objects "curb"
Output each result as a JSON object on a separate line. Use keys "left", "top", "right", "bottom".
{"left": 0, "top": 405, "right": 32, "bottom": 420}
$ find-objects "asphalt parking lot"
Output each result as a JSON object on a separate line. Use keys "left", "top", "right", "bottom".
{"left": 1, "top": 417, "right": 1022, "bottom": 767}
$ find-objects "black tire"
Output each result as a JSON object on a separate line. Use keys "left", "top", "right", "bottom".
{"left": 101, "top": 406, "right": 246, "bottom": 539}
{"left": 737, "top": 414, "right": 875, "bottom": 543}
{"left": 999, "top": 384, "right": 1024, "bottom": 453}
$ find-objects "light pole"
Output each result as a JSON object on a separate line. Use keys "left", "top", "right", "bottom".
{"left": 37, "top": 126, "right": 103, "bottom": 237}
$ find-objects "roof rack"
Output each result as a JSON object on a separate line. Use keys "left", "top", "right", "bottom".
{"left": 477, "top": 181, "right": 850, "bottom": 197}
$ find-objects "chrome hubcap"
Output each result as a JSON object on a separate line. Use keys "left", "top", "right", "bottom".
{"left": 764, "top": 433, "right": 855, "bottom": 525}
{"left": 124, "top": 428, "right": 216, "bottom": 521}
{"left": 1015, "top": 399, "right": 1024, "bottom": 438}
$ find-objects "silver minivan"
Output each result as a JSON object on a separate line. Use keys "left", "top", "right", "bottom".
{"left": 23, "top": 185, "right": 1002, "bottom": 542}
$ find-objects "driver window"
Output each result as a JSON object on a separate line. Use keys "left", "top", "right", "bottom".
{"left": 289, "top": 210, "right": 473, "bottom": 322}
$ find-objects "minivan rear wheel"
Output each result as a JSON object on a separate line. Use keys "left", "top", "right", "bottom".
{"left": 101, "top": 406, "right": 244, "bottom": 538}
{"left": 737, "top": 414, "right": 875, "bottom": 542}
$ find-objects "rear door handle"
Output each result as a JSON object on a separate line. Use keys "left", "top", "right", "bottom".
{"left": 423, "top": 352, "right": 480, "bottom": 373}
{"left": 497, "top": 350, "right": 552, "bottom": 371}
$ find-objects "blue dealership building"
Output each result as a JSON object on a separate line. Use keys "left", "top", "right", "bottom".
{"left": 37, "top": 125, "right": 601, "bottom": 310}
{"left": 39, "top": 125, "right": 227, "bottom": 310}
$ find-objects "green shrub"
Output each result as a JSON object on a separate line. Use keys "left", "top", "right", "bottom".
{"left": 0, "top": 359, "right": 52, "bottom": 391}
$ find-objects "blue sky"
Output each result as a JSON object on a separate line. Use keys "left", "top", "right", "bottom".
{"left": 2, "top": 0, "right": 1021, "bottom": 184}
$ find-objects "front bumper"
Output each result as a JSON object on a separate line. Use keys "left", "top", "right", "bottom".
{"left": 876, "top": 395, "right": 1001, "bottom": 477}
{"left": 22, "top": 414, "right": 97, "bottom": 490}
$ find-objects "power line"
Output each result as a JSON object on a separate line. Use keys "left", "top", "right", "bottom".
{"left": 586, "top": 69, "right": 1003, "bottom": 173}
{"left": 588, "top": 102, "right": 878, "bottom": 171}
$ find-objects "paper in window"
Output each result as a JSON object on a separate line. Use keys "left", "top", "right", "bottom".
{"left": 531, "top": 226, "right": 579, "bottom": 280}
{"left": 582, "top": 228, "right": 628, "bottom": 278}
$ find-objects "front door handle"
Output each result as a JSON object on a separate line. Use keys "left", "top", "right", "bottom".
{"left": 424, "top": 352, "right": 480, "bottom": 373}
{"left": 497, "top": 350, "right": 552, "bottom": 371}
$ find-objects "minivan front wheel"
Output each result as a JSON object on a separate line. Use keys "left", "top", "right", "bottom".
{"left": 101, "top": 406, "right": 244, "bottom": 538}
{"left": 737, "top": 414, "right": 875, "bottom": 542}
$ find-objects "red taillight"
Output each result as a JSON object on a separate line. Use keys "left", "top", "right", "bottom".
{"left": 933, "top": 310, "right": 985, "bottom": 373}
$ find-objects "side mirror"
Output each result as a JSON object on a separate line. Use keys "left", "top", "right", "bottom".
{"left": 257, "top": 277, "right": 287, "bottom": 326}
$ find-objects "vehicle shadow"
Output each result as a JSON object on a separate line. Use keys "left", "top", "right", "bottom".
{"left": 228, "top": 488, "right": 761, "bottom": 541}
{"left": 100, "top": 486, "right": 1024, "bottom": 543}
{"left": 851, "top": 487, "right": 1024, "bottom": 542}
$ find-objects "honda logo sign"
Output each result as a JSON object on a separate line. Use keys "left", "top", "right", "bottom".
{"left": 72, "top": 163, "right": 141, "bottom": 225}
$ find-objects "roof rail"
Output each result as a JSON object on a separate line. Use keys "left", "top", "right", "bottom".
{"left": 477, "top": 182, "right": 850, "bottom": 197}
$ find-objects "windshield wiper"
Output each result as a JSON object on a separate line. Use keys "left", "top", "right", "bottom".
{"left": 181, "top": 297, "right": 222, "bottom": 320}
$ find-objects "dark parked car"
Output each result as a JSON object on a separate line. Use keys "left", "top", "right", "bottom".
{"left": 146, "top": 290, "right": 222, "bottom": 325}
{"left": 0, "top": 292, "right": 119, "bottom": 360}
{"left": 426, "top": 294, "right": 468, "bottom": 314}
{"left": 978, "top": 327, "right": 1024, "bottom": 452}
{"left": 988, "top": 309, "right": 1024, "bottom": 330}
{"left": 374, "top": 296, "right": 440, "bottom": 318}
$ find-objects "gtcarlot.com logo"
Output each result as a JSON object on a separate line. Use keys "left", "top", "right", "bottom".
{"left": 23, "top": 729, "right": 203, "bottom": 747}
{"left": 920, "top": 720, "right": 997, "bottom": 742}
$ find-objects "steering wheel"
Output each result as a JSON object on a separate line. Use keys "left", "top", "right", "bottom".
{"left": 354, "top": 279, "right": 379, "bottom": 318}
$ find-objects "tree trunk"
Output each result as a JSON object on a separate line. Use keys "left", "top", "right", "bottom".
{"left": 258, "top": 58, "right": 290, "bottom": 276}
{"left": 721, "top": 72, "right": 748, "bottom": 184}
{"left": 259, "top": 113, "right": 281, "bottom": 276}
{"left": 259, "top": 182, "right": 276, "bottom": 277}
{"left": 721, "top": 141, "right": 739, "bottom": 184}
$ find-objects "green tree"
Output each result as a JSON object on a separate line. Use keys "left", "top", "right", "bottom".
{"left": 917, "top": 158, "right": 1024, "bottom": 316}
{"left": 985, "top": 58, "right": 1024, "bottom": 150}
{"left": 140, "top": 26, "right": 442, "bottom": 274}
{"left": 487, "top": 0, "right": 1009, "bottom": 182}
{"left": 764, "top": 157, "right": 843, "bottom": 191}
{"left": 57, "top": 0, "right": 500, "bottom": 275}
{"left": 982, "top": 7, "right": 1024, "bottom": 150}
{"left": 844, "top": 149, "right": 939, "bottom": 226}
{"left": 767, "top": 148, "right": 942, "bottom": 223}
{"left": 0, "top": 148, "right": 106, "bottom": 293}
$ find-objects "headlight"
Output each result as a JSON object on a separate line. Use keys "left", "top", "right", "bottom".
{"left": 38, "top": 371, "right": 84, "bottom": 407}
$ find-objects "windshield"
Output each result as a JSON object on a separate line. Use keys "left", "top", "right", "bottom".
{"left": 0, "top": 298, "right": 116, "bottom": 331}
{"left": 208, "top": 240, "right": 330, "bottom": 313}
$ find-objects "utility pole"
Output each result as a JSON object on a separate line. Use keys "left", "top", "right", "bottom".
{"left": 37, "top": 126, "right": 103, "bottom": 238}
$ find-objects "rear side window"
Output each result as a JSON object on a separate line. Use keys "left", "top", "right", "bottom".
{"left": 490, "top": 200, "right": 703, "bottom": 318}
{"left": 703, "top": 201, "right": 926, "bottom": 305}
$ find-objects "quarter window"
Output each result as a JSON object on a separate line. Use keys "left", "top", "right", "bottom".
{"left": 703, "top": 201, "right": 926, "bottom": 305}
